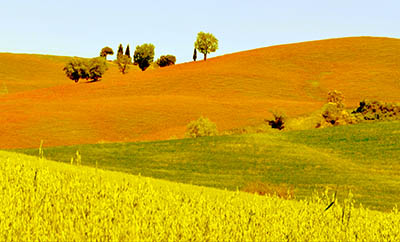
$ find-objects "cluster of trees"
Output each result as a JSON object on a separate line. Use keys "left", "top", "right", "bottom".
{"left": 64, "top": 31, "right": 218, "bottom": 82}
{"left": 63, "top": 57, "right": 108, "bottom": 83}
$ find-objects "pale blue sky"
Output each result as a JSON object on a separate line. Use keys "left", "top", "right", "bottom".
{"left": 1, "top": 0, "right": 399, "bottom": 63}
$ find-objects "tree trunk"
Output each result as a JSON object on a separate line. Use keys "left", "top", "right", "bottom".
{"left": 204, "top": 53, "right": 207, "bottom": 61}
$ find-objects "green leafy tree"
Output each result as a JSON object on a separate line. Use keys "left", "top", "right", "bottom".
{"left": 156, "top": 55, "right": 176, "bottom": 67}
{"left": 115, "top": 55, "right": 131, "bottom": 74}
{"left": 87, "top": 57, "right": 108, "bottom": 81}
{"left": 193, "top": 48, "right": 197, "bottom": 61}
{"left": 63, "top": 57, "right": 108, "bottom": 83}
{"left": 134, "top": 43, "right": 155, "bottom": 71}
{"left": 185, "top": 116, "right": 218, "bottom": 138}
{"left": 194, "top": 31, "right": 218, "bottom": 61}
{"left": 117, "top": 44, "right": 124, "bottom": 60}
{"left": 63, "top": 58, "right": 89, "bottom": 83}
{"left": 99, "top": 47, "right": 114, "bottom": 60}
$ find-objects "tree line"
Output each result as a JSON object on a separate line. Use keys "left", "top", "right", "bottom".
{"left": 64, "top": 32, "right": 218, "bottom": 83}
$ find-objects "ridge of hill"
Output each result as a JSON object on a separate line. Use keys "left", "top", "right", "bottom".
{"left": 1, "top": 36, "right": 400, "bottom": 148}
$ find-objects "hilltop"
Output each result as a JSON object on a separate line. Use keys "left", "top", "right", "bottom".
{"left": 1, "top": 37, "right": 400, "bottom": 148}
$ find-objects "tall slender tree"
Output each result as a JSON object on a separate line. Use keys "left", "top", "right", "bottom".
{"left": 193, "top": 48, "right": 197, "bottom": 61}
{"left": 125, "top": 44, "right": 131, "bottom": 59}
{"left": 117, "top": 44, "right": 124, "bottom": 60}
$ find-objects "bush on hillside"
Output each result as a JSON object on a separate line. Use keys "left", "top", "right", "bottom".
{"left": 314, "top": 90, "right": 357, "bottom": 128}
{"left": 156, "top": 55, "right": 176, "bottom": 67}
{"left": 318, "top": 103, "right": 356, "bottom": 127}
{"left": 63, "top": 57, "right": 108, "bottom": 83}
{"left": 267, "top": 111, "right": 286, "bottom": 130}
{"left": 185, "top": 117, "right": 218, "bottom": 138}
{"left": 327, "top": 90, "right": 345, "bottom": 108}
{"left": 352, "top": 100, "right": 400, "bottom": 121}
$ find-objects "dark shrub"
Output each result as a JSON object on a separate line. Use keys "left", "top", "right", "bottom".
{"left": 267, "top": 111, "right": 286, "bottom": 130}
{"left": 156, "top": 55, "right": 176, "bottom": 67}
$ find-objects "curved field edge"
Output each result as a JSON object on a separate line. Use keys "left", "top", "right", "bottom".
{"left": 1, "top": 150, "right": 399, "bottom": 241}
{"left": 14, "top": 121, "right": 400, "bottom": 211}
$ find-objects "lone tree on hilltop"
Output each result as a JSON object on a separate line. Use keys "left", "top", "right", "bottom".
{"left": 156, "top": 55, "right": 176, "bottom": 67}
{"left": 193, "top": 48, "right": 197, "bottom": 61}
{"left": 117, "top": 44, "right": 124, "bottom": 60}
{"left": 115, "top": 55, "right": 131, "bottom": 74}
{"left": 100, "top": 47, "right": 114, "bottom": 60}
{"left": 134, "top": 43, "right": 155, "bottom": 71}
{"left": 63, "top": 57, "right": 108, "bottom": 83}
{"left": 194, "top": 31, "right": 218, "bottom": 61}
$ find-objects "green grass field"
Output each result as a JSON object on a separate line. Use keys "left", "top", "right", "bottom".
{"left": 13, "top": 121, "right": 400, "bottom": 211}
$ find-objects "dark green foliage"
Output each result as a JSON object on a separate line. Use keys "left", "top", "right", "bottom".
{"left": 117, "top": 44, "right": 124, "bottom": 60}
{"left": 134, "top": 43, "right": 155, "bottom": 71}
{"left": 63, "top": 57, "right": 108, "bottom": 83}
{"left": 194, "top": 31, "right": 218, "bottom": 61}
{"left": 185, "top": 116, "right": 218, "bottom": 138}
{"left": 193, "top": 48, "right": 197, "bottom": 61}
{"left": 156, "top": 55, "right": 176, "bottom": 67}
{"left": 352, "top": 100, "right": 400, "bottom": 121}
{"left": 99, "top": 47, "right": 114, "bottom": 59}
{"left": 115, "top": 55, "right": 131, "bottom": 74}
{"left": 63, "top": 58, "right": 88, "bottom": 82}
{"left": 267, "top": 111, "right": 286, "bottom": 130}
{"left": 87, "top": 57, "right": 108, "bottom": 81}
{"left": 125, "top": 44, "right": 131, "bottom": 59}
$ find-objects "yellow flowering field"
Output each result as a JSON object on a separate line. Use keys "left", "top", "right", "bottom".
{"left": 0, "top": 150, "right": 399, "bottom": 241}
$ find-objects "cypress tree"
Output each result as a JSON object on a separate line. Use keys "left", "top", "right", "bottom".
{"left": 193, "top": 48, "right": 197, "bottom": 61}
{"left": 117, "top": 44, "right": 124, "bottom": 60}
{"left": 125, "top": 44, "right": 131, "bottom": 58}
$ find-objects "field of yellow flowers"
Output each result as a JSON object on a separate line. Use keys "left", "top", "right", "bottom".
{"left": 0, "top": 150, "right": 399, "bottom": 241}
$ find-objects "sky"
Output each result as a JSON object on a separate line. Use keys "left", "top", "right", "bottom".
{"left": 1, "top": 0, "right": 399, "bottom": 63}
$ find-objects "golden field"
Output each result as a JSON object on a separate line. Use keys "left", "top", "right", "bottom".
{"left": 1, "top": 150, "right": 399, "bottom": 241}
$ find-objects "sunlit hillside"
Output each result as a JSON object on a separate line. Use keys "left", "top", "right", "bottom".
{"left": 0, "top": 53, "right": 72, "bottom": 94}
{"left": 1, "top": 37, "right": 400, "bottom": 148}
{"left": 1, "top": 150, "right": 399, "bottom": 241}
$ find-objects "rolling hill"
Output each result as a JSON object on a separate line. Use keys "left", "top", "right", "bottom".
{"left": 15, "top": 121, "right": 400, "bottom": 211}
{"left": 1, "top": 36, "right": 400, "bottom": 148}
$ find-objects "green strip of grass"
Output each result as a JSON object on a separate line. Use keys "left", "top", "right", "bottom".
{"left": 12, "top": 121, "right": 400, "bottom": 211}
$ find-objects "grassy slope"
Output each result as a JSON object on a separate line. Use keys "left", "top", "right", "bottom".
{"left": 15, "top": 121, "right": 400, "bottom": 211}
{"left": 1, "top": 37, "right": 400, "bottom": 148}
{"left": 2, "top": 150, "right": 399, "bottom": 241}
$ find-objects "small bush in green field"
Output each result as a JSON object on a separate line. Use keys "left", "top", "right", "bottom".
{"left": 185, "top": 117, "right": 218, "bottom": 138}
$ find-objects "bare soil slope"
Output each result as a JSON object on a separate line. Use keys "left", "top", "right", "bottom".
{"left": 1, "top": 37, "right": 399, "bottom": 148}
